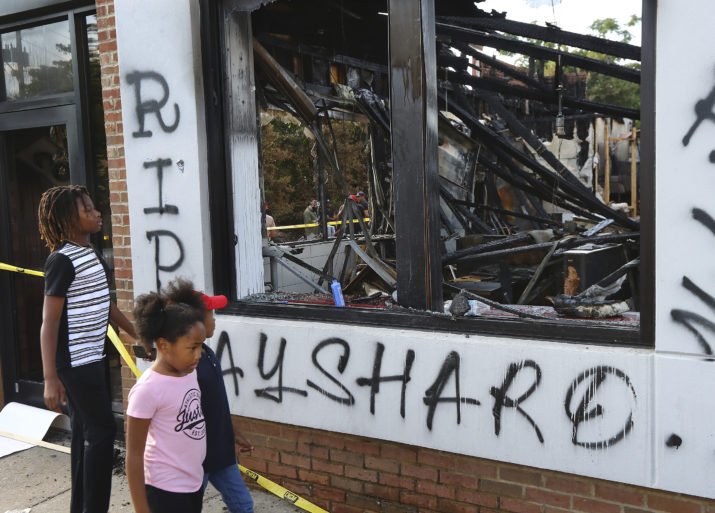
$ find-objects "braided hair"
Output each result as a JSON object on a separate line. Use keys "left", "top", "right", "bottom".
{"left": 37, "top": 185, "right": 91, "bottom": 251}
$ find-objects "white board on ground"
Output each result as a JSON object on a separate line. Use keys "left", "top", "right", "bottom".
{"left": 0, "top": 403, "right": 68, "bottom": 458}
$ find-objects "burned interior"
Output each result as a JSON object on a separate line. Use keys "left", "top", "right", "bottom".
{"left": 235, "top": 0, "right": 643, "bottom": 332}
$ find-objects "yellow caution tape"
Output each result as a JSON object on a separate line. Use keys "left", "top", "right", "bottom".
{"left": 107, "top": 325, "right": 142, "bottom": 379}
{"left": 0, "top": 260, "right": 330, "bottom": 513}
{"left": 239, "top": 464, "right": 330, "bottom": 513}
{"left": 0, "top": 261, "right": 44, "bottom": 277}
{"left": 267, "top": 218, "right": 370, "bottom": 231}
{"left": 0, "top": 262, "right": 141, "bottom": 378}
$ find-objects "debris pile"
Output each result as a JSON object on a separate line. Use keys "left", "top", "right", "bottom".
{"left": 252, "top": 0, "right": 641, "bottom": 324}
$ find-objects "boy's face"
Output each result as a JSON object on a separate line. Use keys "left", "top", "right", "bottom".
{"left": 203, "top": 310, "right": 216, "bottom": 338}
{"left": 76, "top": 194, "right": 102, "bottom": 235}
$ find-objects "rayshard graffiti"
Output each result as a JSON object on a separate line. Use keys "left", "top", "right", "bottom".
{"left": 127, "top": 70, "right": 186, "bottom": 290}
{"left": 216, "top": 331, "right": 638, "bottom": 450}
{"left": 672, "top": 89, "right": 715, "bottom": 355}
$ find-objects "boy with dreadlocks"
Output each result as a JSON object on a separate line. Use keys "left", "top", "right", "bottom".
{"left": 38, "top": 184, "right": 137, "bottom": 513}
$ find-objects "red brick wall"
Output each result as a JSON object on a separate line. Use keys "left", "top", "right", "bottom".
{"left": 235, "top": 416, "right": 715, "bottom": 513}
{"left": 95, "top": 0, "right": 137, "bottom": 408}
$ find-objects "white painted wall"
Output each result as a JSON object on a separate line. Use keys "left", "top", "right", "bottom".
{"left": 652, "top": 0, "right": 715, "bottom": 498}
{"left": 115, "top": 0, "right": 212, "bottom": 296}
{"left": 209, "top": 317, "right": 653, "bottom": 487}
{"left": 115, "top": 0, "right": 715, "bottom": 500}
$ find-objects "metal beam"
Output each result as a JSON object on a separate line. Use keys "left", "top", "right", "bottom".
{"left": 389, "top": 0, "right": 443, "bottom": 311}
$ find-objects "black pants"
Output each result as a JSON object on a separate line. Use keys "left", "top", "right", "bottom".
{"left": 58, "top": 360, "right": 116, "bottom": 513}
{"left": 146, "top": 484, "right": 203, "bottom": 513}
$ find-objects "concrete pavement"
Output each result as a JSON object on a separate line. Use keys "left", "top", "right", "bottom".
{"left": 0, "top": 435, "right": 302, "bottom": 513}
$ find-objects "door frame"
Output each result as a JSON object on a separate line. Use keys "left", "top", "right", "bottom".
{"left": 0, "top": 104, "right": 80, "bottom": 408}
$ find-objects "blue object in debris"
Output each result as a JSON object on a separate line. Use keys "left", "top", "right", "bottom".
{"left": 331, "top": 280, "right": 345, "bottom": 307}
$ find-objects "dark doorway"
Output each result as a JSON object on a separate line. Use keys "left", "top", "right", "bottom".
{"left": 0, "top": 108, "right": 74, "bottom": 407}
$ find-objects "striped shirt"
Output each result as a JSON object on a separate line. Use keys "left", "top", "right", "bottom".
{"left": 44, "top": 242, "right": 111, "bottom": 369}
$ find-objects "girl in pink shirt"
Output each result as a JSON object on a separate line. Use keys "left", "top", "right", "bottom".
{"left": 126, "top": 293, "right": 207, "bottom": 513}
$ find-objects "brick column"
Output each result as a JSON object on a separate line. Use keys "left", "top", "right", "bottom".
{"left": 96, "top": 0, "right": 136, "bottom": 407}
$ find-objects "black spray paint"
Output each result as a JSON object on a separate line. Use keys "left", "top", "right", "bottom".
{"left": 306, "top": 338, "right": 355, "bottom": 405}
{"left": 215, "top": 331, "right": 244, "bottom": 397}
{"left": 490, "top": 360, "right": 544, "bottom": 443}
{"left": 127, "top": 69, "right": 185, "bottom": 290}
{"left": 127, "top": 71, "right": 180, "bottom": 138}
{"left": 670, "top": 209, "right": 715, "bottom": 355}
{"left": 254, "top": 333, "right": 308, "bottom": 402}
{"left": 422, "top": 351, "right": 479, "bottom": 431}
{"left": 356, "top": 342, "right": 415, "bottom": 418}
{"left": 564, "top": 366, "right": 636, "bottom": 449}
{"left": 143, "top": 158, "right": 179, "bottom": 215}
{"left": 665, "top": 433, "right": 683, "bottom": 449}
{"left": 215, "top": 331, "right": 638, "bottom": 450}
{"left": 145, "top": 230, "right": 184, "bottom": 291}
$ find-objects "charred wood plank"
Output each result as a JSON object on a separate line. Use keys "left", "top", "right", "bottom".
{"left": 437, "top": 23, "right": 640, "bottom": 83}
{"left": 439, "top": 16, "right": 640, "bottom": 61}
{"left": 449, "top": 199, "right": 562, "bottom": 228}
{"left": 443, "top": 231, "right": 534, "bottom": 265}
{"left": 450, "top": 43, "right": 548, "bottom": 91}
{"left": 479, "top": 90, "right": 638, "bottom": 229}
{"left": 440, "top": 183, "right": 495, "bottom": 234}
{"left": 389, "top": 0, "right": 443, "bottom": 310}
{"left": 443, "top": 70, "right": 639, "bottom": 119}
{"left": 445, "top": 95, "right": 640, "bottom": 230}
{"left": 453, "top": 232, "right": 640, "bottom": 265}
{"left": 253, "top": 39, "right": 318, "bottom": 123}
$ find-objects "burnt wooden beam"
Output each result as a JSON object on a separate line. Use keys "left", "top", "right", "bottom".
{"left": 443, "top": 70, "right": 640, "bottom": 119}
{"left": 253, "top": 39, "right": 318, "bottom": 124}
{"left": 389, "top": 0, "right": 443, "bottom": 311}
{"left": 449, "top": 198, "right": 562, "bottom": 228}
{"left": 257, "top": 34, "right": 390, "bottom": 74}
{"left": 478, "top": 90, "right": 639, "bottom": 229}
{"left": 437, "top": 23, "right": 640, "bottom": 83}
{"left": 452, "top": 232, "right": 640, "bottom": 265}
{"left": 439, "top": 16, "right": 640, "bottom": 61}
{"left": 450, "top": 42, "right": 547, "bottom": 91}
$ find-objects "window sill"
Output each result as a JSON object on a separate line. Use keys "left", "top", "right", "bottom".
{"left": 222, "top": 301, "right": 644, "bottom": 347}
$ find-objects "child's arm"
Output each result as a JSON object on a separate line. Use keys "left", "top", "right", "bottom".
{"left": 110, "top": 303, "right": 138, "bottom": 339}
{"left": 235, "top": 428, "right": 254, "bottom": 453}
{"left": 126, "top": 415, "right": 152, "bottom": 513}
{"left": 40, "top": 296, "right": 67, "bottom": 413}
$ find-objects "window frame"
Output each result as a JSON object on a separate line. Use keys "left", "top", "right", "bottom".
{"left": 201, "top": 0, "right": 655, "bottom": 348}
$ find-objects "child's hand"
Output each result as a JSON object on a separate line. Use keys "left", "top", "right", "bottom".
{"left": 43, "top": 376, "right": 67, "bottom": 413}
{"left": 235, "top": 432, "right": 254, "bottom": 453}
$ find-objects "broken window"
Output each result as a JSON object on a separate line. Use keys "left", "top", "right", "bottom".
{"left": 204, "top": 0, "right": 651, "bottom": 344}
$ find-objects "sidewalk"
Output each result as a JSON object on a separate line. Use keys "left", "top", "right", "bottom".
{"left": 0, "top": 439, "right": 302, "bottom": 513}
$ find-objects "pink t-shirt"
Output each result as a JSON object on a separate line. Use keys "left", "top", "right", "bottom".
{"left": 127, "top": 368, "right": 207, "bottom": 493}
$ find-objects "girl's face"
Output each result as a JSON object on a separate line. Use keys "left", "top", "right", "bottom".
{"left": 157, "top": 322, "right": 206, "bottom": 376}
{"left": 75, "top": 194, "right": 102, "bottom": 235}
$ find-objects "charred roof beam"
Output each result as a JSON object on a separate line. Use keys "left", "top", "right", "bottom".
{"left": 438, "top": 16, "right": 640, "bottom": 61}
{"left": 441, "top": 69, "right": 640, "bottom": 120}
{"left": 437, "top": 23, "right": 640, "bottom": 84}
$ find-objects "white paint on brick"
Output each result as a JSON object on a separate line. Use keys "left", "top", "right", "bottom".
{"left": 115, "top": 0, "right": 213, "bottom": 296}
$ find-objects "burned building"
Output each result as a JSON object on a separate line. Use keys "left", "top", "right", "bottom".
{"left": 4, "top": 0, "right": 715, "bottom": 511}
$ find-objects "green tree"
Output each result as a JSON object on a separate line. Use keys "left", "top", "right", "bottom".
{"left": 582, "top": 16, "right": 641, "bottom": 111}
{"left": 261, "top": 114, "right": 369, "bottom": 237}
